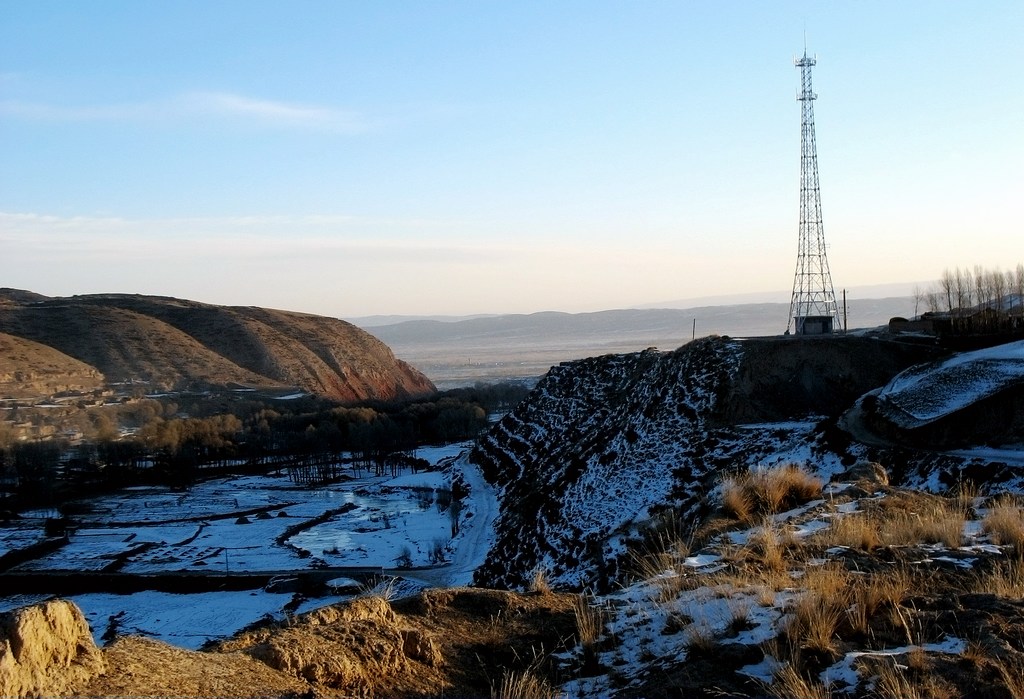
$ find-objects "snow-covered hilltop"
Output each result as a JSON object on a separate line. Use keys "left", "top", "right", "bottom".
{"left": 470, "top": 335, "right": 1023, "bottom": 591}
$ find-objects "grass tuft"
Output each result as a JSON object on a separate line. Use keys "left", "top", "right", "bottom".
{"left": 490, "top": 668, "right": 558, "bottom": 699}
{"left": 769, "top": 664, "right": 832, "bottom": 699}
{"left": 529, "top": 567, "right": 552, "bottom": 596}
{"left": 721, "top": 463, "right": 823, "bottom": 523}
{"left": 573, "top": 593, "right": 604, "bottom": 652}
{"left": 974, "top": 559, "right": 1024, "bottom": 598}
{"left": 982, "top": 495, "right": 1024, "bottom": 556}
{"left": 824, "top": 513, "right": 882, "bottom": 552}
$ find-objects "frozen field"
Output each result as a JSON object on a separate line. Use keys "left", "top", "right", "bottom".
{"left": 0, "top": 442, "right": 479, "bottom": 648}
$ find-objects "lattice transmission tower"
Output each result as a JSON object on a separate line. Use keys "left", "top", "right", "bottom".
{"left": 787, "top": 50, "right": 840, "bottom": 335}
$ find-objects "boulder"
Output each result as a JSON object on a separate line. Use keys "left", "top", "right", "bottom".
{"left": 838, "top": 460, "right": 889, "bottom": 487}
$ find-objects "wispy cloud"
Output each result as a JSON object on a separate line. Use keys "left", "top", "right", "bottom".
{"left": 0, "top": 91, "right": 368, "bottom": 132}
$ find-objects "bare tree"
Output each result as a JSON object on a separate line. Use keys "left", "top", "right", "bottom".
{"left": 991, "top": 268, "right": 1007, "bottom": 312}
{"left": 939, "top": 268, "right": 955, "bottom": 313}
{"left": 953, "top": 267, "right": 970, "bottom": 322}
{"left": 912, "top": 284, "right": 925, "bottom": 317}
{"left": 1016, "top": 263, "right": 1024, "bottom": 312}
{"left": 974, "top": 265, "right": 987, "bottom": 310}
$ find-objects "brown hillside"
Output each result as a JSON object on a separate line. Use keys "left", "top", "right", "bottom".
{"left": 0, "top": 333, "right": 104, "bottom": 398}
{"left": 0, "top": 293, "right": 435, "bottom": 402}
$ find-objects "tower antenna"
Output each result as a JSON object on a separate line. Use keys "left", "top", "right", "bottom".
{"left": 786, "top": 48, "right": 840, "bottom": 335}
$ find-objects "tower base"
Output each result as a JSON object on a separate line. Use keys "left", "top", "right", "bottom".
{"left": 793, "top": 315, "right": 834, "bottom": 336}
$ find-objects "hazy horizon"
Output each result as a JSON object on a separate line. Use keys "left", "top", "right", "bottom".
{"left": 2, "top": 4, "right": 1020, "bottom": 318}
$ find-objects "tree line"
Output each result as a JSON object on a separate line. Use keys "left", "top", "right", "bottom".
{"left": 913, "top": 263, "right": 1024, "bottom": 334}
{"left": 0, "top": 381, "right": 531, "bottom": 505}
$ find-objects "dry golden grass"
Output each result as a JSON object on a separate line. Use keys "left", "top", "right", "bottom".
{"left": 818, "top": 493, "right": 965, "bottom": 551}
{"left": 756, "top": 584, "right": 777, "bottom": 607}
{"left": 974, "top": 559, "right": 1024, "bottom": 598}
{"left": 871, "top": 656, "right": 958, "bottom": 699}
{"left": 787, "top": 592, "right": 844, "bottom": 658}
{"left": 952, "top": 480, "right": 981, "bottom": 515}
{"left": 996, "top": 660, "right": 1024, "bottom": 699}
{"left": 628, "top": 511, "right": 699, "bottom": 602}
{"left": 823, "top": 513, "right": 882, "bottom": 551}
{"left": 749, "top": 520, "right": 789, "bottom": 575}
{"left": 802, "top": 563, "right": 851, "bottom": 600}
{"left": 630, "top": 535, "right": 695, "bottom": 603}
{"left": 572, "top": 594, "right": 604, "bottom": 652}
{"left": 782, "top": 565, "right": 851, "bottom": 659}
{"left": 982, "top": 496, "right": 1024, "bottom": 555}
{"left": 768, "top": 664, "right": 832, "bottom": 699}
{"left": 727, "top": 597, "right": 753, "bottom": 635}
{"left": 529, "top": 567, "right": 552, "bottom": 596}
{"left": 722, "top": 482, "right": 755, "bottom": 523}
{"left": 881, "top": 500, "right": 965, "bottom": 548}
{"left": 834, "top": 564, "right": 912, "bottom": 636}
{"left": 702, "top": 531, "right": 796, "bottom": 594}
{"left": 684, "top": 621, "right": 718, "bottom": 656}
{"left": 721, "top": 464, "right": 823, "bottom": 523}
{"left": 491, "top": 667, "right": 558, "bottom": 699}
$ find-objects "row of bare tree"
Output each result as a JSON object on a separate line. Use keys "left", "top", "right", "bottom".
{"left": 914, "top": 263, "right": 1024, "bottom": 317}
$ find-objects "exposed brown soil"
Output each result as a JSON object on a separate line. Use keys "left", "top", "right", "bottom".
{"left": 0, "top": 292, "right": 435, "bottom": 402}
{"left": 0, "top": 332, "right": 104, "bottom": 398}
{"left": 79, "top": 636, "right": 312, "bottom": 698}
{"left": 68, "top": 587, "right": 579, "bottom": 699}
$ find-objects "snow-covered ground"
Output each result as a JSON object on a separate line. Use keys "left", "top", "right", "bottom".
{"left": 0, "top": 440, "right": 503, "bottom": 649}
{"left": 877, "top": 339, "right": 1024, "bottom": 427}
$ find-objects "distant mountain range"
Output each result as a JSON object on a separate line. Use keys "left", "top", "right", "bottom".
{"left": 359, "top": 296, "right": 916, "bottom": 387}
{"left": 0, "top": 290, "right": 435, "bottom": 402}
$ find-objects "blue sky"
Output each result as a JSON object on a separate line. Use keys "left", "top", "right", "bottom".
{"left": 2, "top": 2, "right": 1021, "bottom": 317}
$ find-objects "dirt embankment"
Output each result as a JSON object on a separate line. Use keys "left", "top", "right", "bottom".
{"left": 717, "top": 335, "right": 944, "bottom": 424}
{"left": 0, "top": 600, "right": 105, "bottom": 697}
{"left": 5, "top": 588, "right": 578, "bottom": 698}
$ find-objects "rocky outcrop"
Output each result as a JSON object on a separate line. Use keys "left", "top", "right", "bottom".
{"left": 0, "top": 600, "right": 105, "bottom": 698}
{"left": 469, "top": 336, "right": 963, "bottom": 592}
{"left": 0, "top": 292, "right": 435, "bottom": 402}
{"left": 472, "top": 339, "right": 748, "bottom": 591}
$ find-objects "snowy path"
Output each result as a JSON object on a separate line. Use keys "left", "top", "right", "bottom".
{"left": 444, "top": 453, "right": 499, "bottom": 586}
{"left": 391, "top": 453, "right": 499, "bottom": 589}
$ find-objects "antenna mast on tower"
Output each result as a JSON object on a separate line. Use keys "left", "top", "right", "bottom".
{"left": 787, "top": 50, "right": 839, "bottom": 335}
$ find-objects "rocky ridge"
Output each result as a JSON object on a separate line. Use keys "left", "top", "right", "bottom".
{"left": 0, "top": 290, "right": 435, "bottom": 403}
